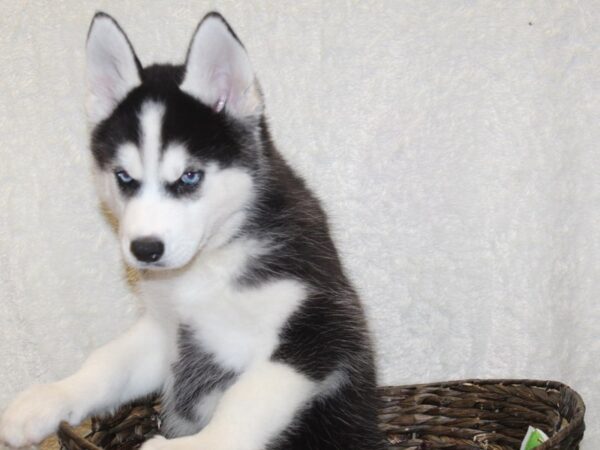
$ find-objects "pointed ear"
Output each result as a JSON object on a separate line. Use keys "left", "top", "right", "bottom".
{"left": 86, "top": 12, "right": 141, "bottom": 125}
{"left": 180, "top": 13, "right": 263, "bottom": 119}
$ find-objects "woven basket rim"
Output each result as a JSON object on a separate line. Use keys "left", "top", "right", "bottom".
{"left": 58, "top": 423, "right": 102, "bottom": 450}
{"left": 378, "top": 378, "right": 586, "bottom": 449}
{"left": 58, "top": 378, "right": 585, "bottom": 450}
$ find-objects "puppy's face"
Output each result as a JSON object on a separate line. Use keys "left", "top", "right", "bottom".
{"left": 86, "top": 13, "right": 263, "bottom": 270}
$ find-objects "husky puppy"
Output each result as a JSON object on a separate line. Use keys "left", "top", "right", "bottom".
{"left": 0, "top": 12, "right": 383, "bottom": 450}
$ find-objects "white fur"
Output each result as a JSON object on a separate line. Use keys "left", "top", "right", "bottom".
{"left": 180, "top": 15, "right": 263, "bottom": 118}
{"left": 140, "top": 238, "right": 314, "bottom": 447}
{"left": 160, "top": 144, "right": 191, "bottom": 183}
{"left": 0, "top": 315, "right": 169, "bottom": 448}
{"left": 0, "top": 235, "right": 313, "bottom": 448}
{"left": 1, "top": 14, "right": 314, "bottom": 450}
{"left": 3, "top": 4, "right": 600, "bottom": 447}
{"left": 0, "top": 240, "right": 315, "bottom": 448}
{"left": 118, "top": 161, "right": 254, "bottom": 269}
{"left": 103, "top": 101, "right": 256, "bottom": 270}
{"left": 86, "top": 15, "right": 140, "bottom": 124}
{"left": 190, "top": 278, "right": 306, "bottom": 370}
{"left": 142, "top": 243, "right": 307, "bottom": 371}
{"left": 141, "top": 362, "right": 317, "bottom": 450}
{"left": 0, "top": 384, "right": 75, "bottom": 447}
{"left": 139, "top": 101, "right": 164, "bottom": 185}
{"left": 117, "top": 142, "right": 144, "bottom": 180}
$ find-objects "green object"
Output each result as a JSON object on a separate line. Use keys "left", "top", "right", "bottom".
{"left": 520, "top": 426, "right": 550, "bottom": 450}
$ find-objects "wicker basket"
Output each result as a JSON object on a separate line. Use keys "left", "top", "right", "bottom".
{"left": 57, "top": 379, "right": 585, "bottom": 450}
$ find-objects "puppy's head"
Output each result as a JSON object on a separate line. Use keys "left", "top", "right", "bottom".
{"left": 86, "top": 12, "right": 263, "bottom": 270}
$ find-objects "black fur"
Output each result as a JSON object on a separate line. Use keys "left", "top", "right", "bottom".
{"left": 161, "top": 326, "right": 237, "bottom": 436}
{"left": 241, "top": 134, "right": 385, "bottom": 450}
{"left": 91, "top": 64, "right": 253, "bottom": 172}
{"left": 90, "top": 12, "right": 384, "bottom": 450}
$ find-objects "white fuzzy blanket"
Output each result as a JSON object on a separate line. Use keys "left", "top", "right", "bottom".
{"left": 0, "top": 1, "right": 597, "bottom": 448}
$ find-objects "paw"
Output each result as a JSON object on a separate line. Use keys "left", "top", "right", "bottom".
{"left": 0, "top": 383, "right": 78, "bottom": 448}
{"left": 140, "top": 436, "right": 172, "bottom": 450}
{"left": 140, "top": 435, "right": 219, "bottom": 450}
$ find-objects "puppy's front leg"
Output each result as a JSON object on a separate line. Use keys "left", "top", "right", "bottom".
{"left": 142, "top": 361, "right": 316, "bottom": 450}
{"left": 0, "top": 314, "right": 169, "bottom": 448}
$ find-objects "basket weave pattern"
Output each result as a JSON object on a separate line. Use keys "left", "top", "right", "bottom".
{"left": 58, "top": 379, "right": 585, "bottom": 450}
{"left": 379, "top": 379, "right": 585, "bottom": 450}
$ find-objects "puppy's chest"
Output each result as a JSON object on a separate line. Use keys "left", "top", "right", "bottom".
{"left": 160, "top": 276, "right": 307, "bottom": 434}
{"left": 163, "top": 326, "right": 237, "bottom": 426}
{"left": 162, "top": 274, "right": 307, "bottom": 370}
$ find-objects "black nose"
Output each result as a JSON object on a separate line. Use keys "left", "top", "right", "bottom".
{"left": 130, "top": 238, "right": 164, "bottom": 263}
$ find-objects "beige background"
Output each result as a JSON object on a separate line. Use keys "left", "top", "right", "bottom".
{"left": 1, "top": 1, "right": 598, "bottom": 448}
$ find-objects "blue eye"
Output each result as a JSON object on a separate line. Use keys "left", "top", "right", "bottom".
{"left": 116, "top": 170, "right": 133, "bottom": 184}
{"left": 180, "top": 170, "right": 203, "bottom": 186}
{"left": 167, "top": 170, "right": 204, "bottom": 196}
{"left": 114, "top": 169, "right": 140, "bottom": 196}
